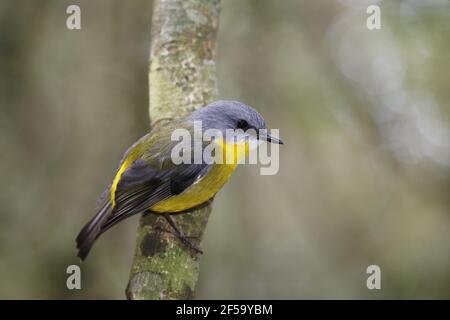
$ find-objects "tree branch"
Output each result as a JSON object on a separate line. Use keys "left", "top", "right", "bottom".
{"left": 126, "top": 0, "right": 221, "bottom": 300}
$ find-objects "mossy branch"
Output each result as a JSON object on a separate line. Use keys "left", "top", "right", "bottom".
{"left": 126, "top": 0, "right": 221, "bottom": 300}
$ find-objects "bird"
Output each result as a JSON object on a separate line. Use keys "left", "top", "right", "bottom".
{"left": 76, "top": 100, "right": 283, "bottom": 260}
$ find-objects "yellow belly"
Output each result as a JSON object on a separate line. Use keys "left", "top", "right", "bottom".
{"left": 150, "top": 163, "right": 238, "bottom": 213}
{"left": 150, "top": 140, "right": 249, "bottom": 213}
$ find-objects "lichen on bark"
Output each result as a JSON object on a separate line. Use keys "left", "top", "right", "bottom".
{"left": 126, "top": 0, "right": 221, "bottom": 300}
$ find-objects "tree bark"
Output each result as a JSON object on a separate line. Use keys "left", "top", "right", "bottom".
{"left": 126, "top": 0, "right": 221, "bottom": 300}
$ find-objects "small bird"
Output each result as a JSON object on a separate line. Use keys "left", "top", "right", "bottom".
{"left": 76, "top": 100, "right": 283, "bottom": 260}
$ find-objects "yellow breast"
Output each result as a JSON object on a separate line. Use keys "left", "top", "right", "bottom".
{"left": 150, "top": 140, "right": 249, "bottom": 213}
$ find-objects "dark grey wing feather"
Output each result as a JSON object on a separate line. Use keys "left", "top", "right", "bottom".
{"left": 76, "top": 201, "right": 111, "bottom": 260}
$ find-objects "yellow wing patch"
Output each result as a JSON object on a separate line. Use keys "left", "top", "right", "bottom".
{"left": 110, "top": 144, "right": 144, "bottom": 208}
{"left": 110, "top": 158, "right": 132, "bottom": 208}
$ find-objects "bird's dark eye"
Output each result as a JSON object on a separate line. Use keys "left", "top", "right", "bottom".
{"left": 236, "top": 119, "right": 249, "bottom": 130}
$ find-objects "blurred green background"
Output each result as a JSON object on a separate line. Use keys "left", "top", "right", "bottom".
{"left": 0, "top": 0, "right": 449, "bottom": 299}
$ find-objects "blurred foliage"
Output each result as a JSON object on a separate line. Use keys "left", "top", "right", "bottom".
{"left": 0, "top": 0, "right": 448, "bottom": 299}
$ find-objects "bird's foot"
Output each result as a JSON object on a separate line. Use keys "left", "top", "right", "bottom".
{"left": 155, "top": 216, "right": 203, "bottom": 254}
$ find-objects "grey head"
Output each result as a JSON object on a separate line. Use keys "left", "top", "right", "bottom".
{"left": 187, "top": 100, "right": 283, "bottom": 144}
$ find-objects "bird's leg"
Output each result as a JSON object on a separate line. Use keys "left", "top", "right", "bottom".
{"left": 159, "top": 215, "right": 203, "bottom": 254}
{"left": 144, "top": 199, "right": 213, "bottom": 254}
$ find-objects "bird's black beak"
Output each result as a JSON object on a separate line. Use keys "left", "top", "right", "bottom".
{"left": 259, "top": 132, "right": 284, "bottom": 145}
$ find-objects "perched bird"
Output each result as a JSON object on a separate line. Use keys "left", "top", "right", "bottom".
{"left": 76, "top": 100, "right": 283, "bottom": 260}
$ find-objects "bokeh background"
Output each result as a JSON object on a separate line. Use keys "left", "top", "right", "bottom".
{"left": 0, "top": 0, "right": 449, "bottom": 299}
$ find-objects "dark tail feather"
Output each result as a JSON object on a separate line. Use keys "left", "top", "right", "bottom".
{"left": 76, "top": 202, "right": 111, "bottom": 261}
